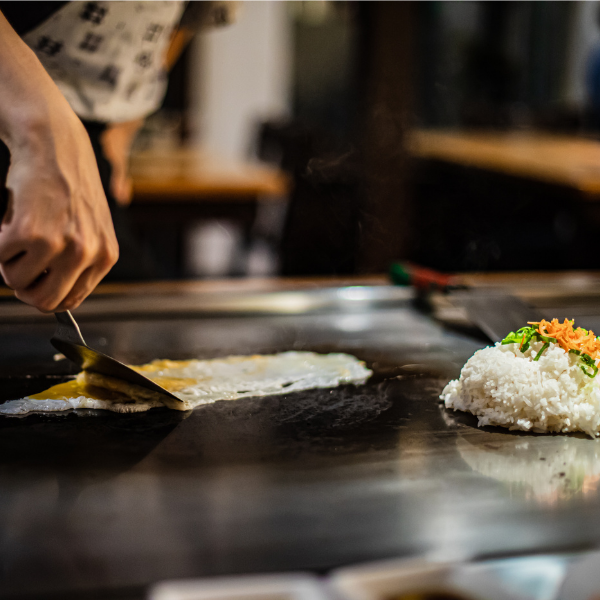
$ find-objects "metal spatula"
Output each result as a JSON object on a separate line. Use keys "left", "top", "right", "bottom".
{"left": 450, "top": 289, "right": 545, "bottom": 343}
{"left": 51, "top": 310, "right": 183, "bottom": 404}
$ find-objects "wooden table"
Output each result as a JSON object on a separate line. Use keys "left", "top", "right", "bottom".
{"left": 408, "top": 129, "right": 600, "bottom": 198}
{"left": 406, "top": 129, "right": 600, "bottom": 272}
{"left": 130, "top": 147, "right": 289, "bottom": 201}
{"left": 127, "top": 148, "right": 290, "bottom": 278}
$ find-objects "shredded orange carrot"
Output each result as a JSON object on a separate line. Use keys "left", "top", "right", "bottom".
{"left": 520, "top": 332, "right": 527, "bottom": 350}
{"left": 528, "top": 319, "right": 600, "bottom": 362}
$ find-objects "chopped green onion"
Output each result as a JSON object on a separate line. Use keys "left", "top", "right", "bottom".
{"left": 501, "top": 324, "right": 598, "bottom": 378}
{"left": 522, "top": 330, "right": 535, "bottom": 352}
{"left": 502, "top": 326, "right": 537, "bottom": 346}
{"left": 579, "top": 354, "right": 599, "bottom": 378}
{"left": 581, "top": 363, "right": 599, "bottom": 378}
{"left": 533, "top": 342, "right": 549, "bottom": 361}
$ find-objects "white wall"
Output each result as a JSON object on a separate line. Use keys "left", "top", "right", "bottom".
{"left": 188, "top": 1, "right": 293, "bottom": 161}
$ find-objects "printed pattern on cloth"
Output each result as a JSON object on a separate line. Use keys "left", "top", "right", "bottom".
{"left": 23, "top": 1, "right": 185, "bottom": 123}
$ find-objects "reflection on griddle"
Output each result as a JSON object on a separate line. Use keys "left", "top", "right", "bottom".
{"left": 456, "top": 433, "right": 600, "bottom": 506}
{"left": 0, "top": 407, "right": 189, "bottom": 477}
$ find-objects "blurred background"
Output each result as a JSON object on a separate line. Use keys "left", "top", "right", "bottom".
{"left": 126, "top": 0, "right": 600, "bottom": 281}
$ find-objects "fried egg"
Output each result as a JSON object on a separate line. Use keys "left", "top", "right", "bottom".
{"left": 0, "top": 352, "right": 372, "bottom": 416}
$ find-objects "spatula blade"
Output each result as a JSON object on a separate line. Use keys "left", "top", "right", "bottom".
{"left": 51, "top": 311, "right": 183, "bottom": 403}
{"left": 450, "top": 290, "right": 545, "bottom": 343}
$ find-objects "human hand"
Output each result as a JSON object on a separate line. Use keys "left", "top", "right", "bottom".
{"left": 101, "top": 118, "right": 144, "bottom": 206}
{"left": 0, "top": 11, "right": 119, "bottom": 313}
{"left": 0, "top": 109, "right": 119, "bottom": 312}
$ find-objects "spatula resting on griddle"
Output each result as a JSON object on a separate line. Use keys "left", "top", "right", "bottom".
{"left": 449, "top": 289, "right": 545, "bottom": 343}
{"left": 51, "top": 310, "right": 183, "bottom": 404}
{"left": 390, "top": 262, "right": 545, "bottom": 343}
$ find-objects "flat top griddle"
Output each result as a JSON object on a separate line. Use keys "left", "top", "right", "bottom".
{"left": 1, "top": 286, "right": 599, "bottom": 600}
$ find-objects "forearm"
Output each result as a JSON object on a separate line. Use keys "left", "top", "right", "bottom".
{"left": 0, "top": 11, "right": 118, "bottom": 312}
{"left": 164, "top": 26, "right": 195, "bottom": 70}
{"left": 101, "top": 118, "right": 144, "bottom": 205}
{"left": 0, "top": 11, "right": 77, "bottom": 153}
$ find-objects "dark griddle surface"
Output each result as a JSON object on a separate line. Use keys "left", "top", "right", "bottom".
{"left": 1, "top": 300, "right": 599, "bottom": 599}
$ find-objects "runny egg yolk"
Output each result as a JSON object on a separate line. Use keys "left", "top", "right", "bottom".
{"left": 134, "top": 360, "right": 195, "bottom": 373}
{"left": 28, "top": 380, "right": 131, "bottom": 402}
{"left": 145, "top": 376, "right": 198, "bottom": 392}
{"left": 28, "top": 368, "right": 199, "bottom": 403}
{"left": 132, "top": 360, "right": 201, "bottom": 392}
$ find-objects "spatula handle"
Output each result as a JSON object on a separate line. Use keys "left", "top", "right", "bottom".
{"left": 54, "top": 311, "right": 87, "bottom": 346}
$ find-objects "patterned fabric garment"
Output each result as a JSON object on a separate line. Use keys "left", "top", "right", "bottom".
{"left": 22, "top": 1, "right": 186, "bottom": 123}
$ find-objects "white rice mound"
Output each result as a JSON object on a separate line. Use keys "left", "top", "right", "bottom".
{"left": 441, "top": 341, "right": 600, "bottom": 437}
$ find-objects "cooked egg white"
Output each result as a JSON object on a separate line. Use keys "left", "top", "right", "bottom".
{"left": 0, "top": 351, "right": 372, "bottom": 416}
